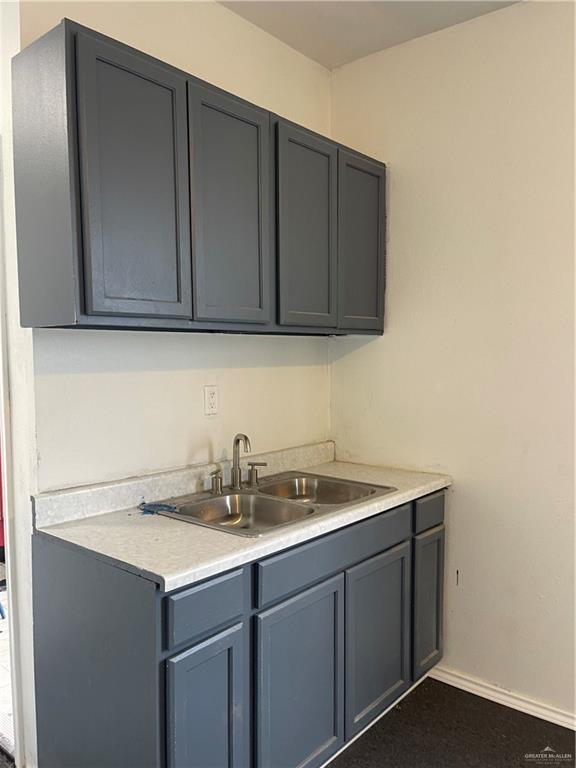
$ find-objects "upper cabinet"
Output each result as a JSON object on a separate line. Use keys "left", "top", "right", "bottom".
{"left": 276, "top": 120, "right": 338, "bottom": 328}
{"left": 12, "top": 20, "right": 386, "bottom": 336}
{"left": 76, "top": 33, "right": 192, "bottom": 319}
{"left": 189, "top": 84, "right": 271, "bottom": 324}
{"left": 338, "top": 150, "right": 386, "bottom": 332}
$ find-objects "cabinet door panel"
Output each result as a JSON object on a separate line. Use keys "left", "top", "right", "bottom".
{"left": 76, "top": 33, "right": 192, "bottom": 318}
{"left": 413, "top": 525, "right": 445, "bottom": 679}
{"left": 166, "top": 623, "right": 249, "bottom": 768}
{"left": 277, "top": 122, "right": 338, "bottom": 327}
{"left": 189, "top": 85, "right": 271, "bottom": 323}
{"left": 256, "top": 575, "right": 344, "bottom": 768}
{"left": 338, "top": 150, "right": 385, "bottom": 331}
{"left": 345, "top": 541, "right": 411, "bottom": 738}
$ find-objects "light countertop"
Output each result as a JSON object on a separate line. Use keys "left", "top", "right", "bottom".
{"left": 37, "top": 461, "right": 451, "bottom": 592}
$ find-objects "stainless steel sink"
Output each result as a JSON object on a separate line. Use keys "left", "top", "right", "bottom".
{"left": 258, "top": 474, "right": 394, "bottom": 505}
{"left": 155, "top": 471, "right": 397, "bottom": 537}
{"left": 157, "top": 492, "right": 314, "bottom": 537}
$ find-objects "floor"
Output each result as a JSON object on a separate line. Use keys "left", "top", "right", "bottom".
{"left": 332, "top": 678, "right": 575, "bottom": 768}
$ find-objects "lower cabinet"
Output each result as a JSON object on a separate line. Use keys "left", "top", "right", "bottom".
{"left": 345, "top": 541, "right": 411, "bottom": 738}
{"left": 413, "top": 525, "right": 445, "bottom": 680}
{"left": 166, "top": 622, "right": 250, "bottom": 768}
{"left": 33, "top": 492, "right": 446, "bottom": 768}
{"left": 255, "top": 575, "right": 345, "bottom": 768}
{"left": 163, "top": 512, "right": 444, "bottom": 767}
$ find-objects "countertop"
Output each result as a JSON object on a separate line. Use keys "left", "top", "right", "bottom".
{"left": 37, "top": 461, "right": 451, "bottom": 592}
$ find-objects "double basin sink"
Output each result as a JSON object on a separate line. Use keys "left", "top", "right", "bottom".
{"left": 157, "top": 472, "right": 397, "bottom": 537}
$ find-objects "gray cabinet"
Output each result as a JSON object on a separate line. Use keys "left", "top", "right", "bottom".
{"left": 414, "top": 491, "right": 445, "bottom": 534}
{"left": 189, "top": 84, "right": 271, "bottom": 324}
{"left": 256, "top": 503, "right": 411, "bottom": 609}
{"left": 345, "top": 541, "right": 411, "bottom": 738}
{"left": 338, "top": 150, "right": 386, "bottom": 331}
{"left": 166, "top": 622, "right": 249, "bottom": 768}
{"left": 276, "top": 120, "right": 338, "bottom": 328}
{"left": 14, "top": 21, "right": 387, "bottom": 335}
{"left": 33, "top": 493, "right": 446, "bottom": 768}
{"left": 256, "top": 575, "right": 344, "bottom": 768}
{"left": 165, "top": 567, "right": 249, "bottom": 649}
{"left": 32, "top": 535, "right": 161, "bottom": 768}
{"left": 76, "top": 32, "right": 192, "bottom": 318}
{"left": 413, "top": 525, "right": 445, "bottom": 680}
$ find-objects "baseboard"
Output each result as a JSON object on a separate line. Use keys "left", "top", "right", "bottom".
{"left": 429, "top": 666, "right": 576, "bottom": 731}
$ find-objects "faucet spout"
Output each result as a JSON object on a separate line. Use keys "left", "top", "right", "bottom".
{"left": 231, "top": 433, "right": 251, "bottom": 490}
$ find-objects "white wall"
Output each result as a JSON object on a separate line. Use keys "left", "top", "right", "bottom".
{"left": 330, "top": 1, "right": 574, "bottom": 715}
{"left": 20, "top": 1, "right": 333, "bottom": 492}
{"left": 34, "top": 331, "right": 330, "bottom": 490}
{"left": 1, "top": 3, "right": 38, "bottom": 765}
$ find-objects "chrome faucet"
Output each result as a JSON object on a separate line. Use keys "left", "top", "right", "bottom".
{"left": 231, "top": 433, "right": 251, "bottom": 490}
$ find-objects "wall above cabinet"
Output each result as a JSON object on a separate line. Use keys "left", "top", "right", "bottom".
{"left": 13, "top": 20, "right": 387, "bottom": 336}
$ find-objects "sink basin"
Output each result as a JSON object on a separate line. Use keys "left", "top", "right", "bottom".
{"left": 156, "top": 472, "right": 397, "bottom": 537}
{"left": 259, "top": 474, "right": 393, "bottom": 505}
{"left": 158, "top": 493, "right": 314, "bottom": 537}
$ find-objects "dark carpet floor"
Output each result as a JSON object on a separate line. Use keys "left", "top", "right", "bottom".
{"left": 331, "top": 679, "right": 575, "bottom": 768}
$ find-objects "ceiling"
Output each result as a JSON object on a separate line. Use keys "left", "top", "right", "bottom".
{"left": 220, "top": 1, "right": 517, "bottom": 69}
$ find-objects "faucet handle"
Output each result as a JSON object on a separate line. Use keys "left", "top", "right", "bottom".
{"left": 247, "top": 461, "right": 268, "bottom": 488}
{"left": 209, "top": 468, "right": 223, "bottom": 495}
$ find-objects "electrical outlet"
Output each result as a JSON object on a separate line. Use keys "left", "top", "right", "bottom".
{"left": 204, "top": 385, "right": 219, "bottom": 416}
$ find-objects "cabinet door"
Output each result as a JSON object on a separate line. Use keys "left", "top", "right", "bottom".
{"left": 345, "top": 541, "right": 411, "bottom": 738}
{"left": 277, "top": 121, "right": 338, "bottom": 327}
{"left": 256, "top": 575, "right": 344, "bottom": 768}
{"left": 338, "top": 150, "right": 386, "bottom": 331}
{"left": 166, "top": 622, "right": 249, "bottom": 768}
{"left": 413, "top": 525, "right": 445, "bottom": 680}
{"left": 189, "top": 84, "right": 271, "bottom": 323}
{"left": 76, "top": 33, "right": 192, "bottom": 318}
